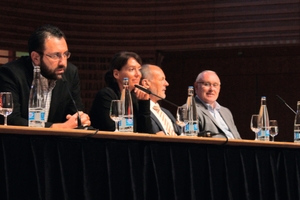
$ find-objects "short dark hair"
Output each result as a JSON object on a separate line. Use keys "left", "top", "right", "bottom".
{"left": 104, "top": 51, "right": 142, "bottom": 87}
{"left": 28, "top": 24, "right": 66, "bottom": 55}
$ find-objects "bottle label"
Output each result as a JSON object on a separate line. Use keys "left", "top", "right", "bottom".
{"left": 41, "top": 112, "right": 45, "bottom": 121}
{"left": 119, "top": 117, "right": 134, "bottom": 132}
{"left": 29, "top": 112, "right": 35, "bottom": 120}
{"left": 126, "top": 119, "right": 133, "bottom": 126}
{"left": 185, "top": 124, "right": 190, "bottom": 131}
{"left": 29, "top": 111, "right": 45, "bottom": 121}
{"left": 185, "top": 123, "right": 198, "bottom": 132}
{"left": 295, "top": 133, "right": 300, "bottom": 140}
{"left": 258, "top": 130, "right": 269, "bottom": 137}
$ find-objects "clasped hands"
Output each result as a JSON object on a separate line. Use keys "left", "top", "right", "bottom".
{"left": 50, "top": 111, "right": 91, "bottom": 129}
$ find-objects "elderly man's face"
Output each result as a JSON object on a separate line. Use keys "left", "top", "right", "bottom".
{"left": 194, "top": 71, "right": 221, "bottom": 107}
{"left": 145, "top": 65, "right": 169, "bottom": 103}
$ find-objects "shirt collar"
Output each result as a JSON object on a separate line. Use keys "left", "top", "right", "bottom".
{"left": 32, "top": 62, "right": 56, "bottom": 91}
{"left": 196, "top": 95, "right": 220, "bottom": 111}
{"left": 150, "top": 100, "right": 159, "bottom": 109}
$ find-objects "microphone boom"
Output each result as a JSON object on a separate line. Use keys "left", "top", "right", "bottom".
{"left": 134, "top": 84, "right": 179, "bottom": 107}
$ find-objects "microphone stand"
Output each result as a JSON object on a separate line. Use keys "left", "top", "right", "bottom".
{"left": 276, "top": 95, "right": 297, "bottom": 115}
{"left": 61, "top": 73, "right": 82, "bottom": 127}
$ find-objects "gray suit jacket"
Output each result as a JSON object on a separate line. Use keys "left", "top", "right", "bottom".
{"left": 150, "top": 107, "right": 180, "bottom": 135}
{"left": 195, "top": 97, "right": 241, "bottom": 139}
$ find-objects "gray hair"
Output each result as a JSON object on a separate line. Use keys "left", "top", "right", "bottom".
{"left": 140, "top": 64, "right": 155, "bottom": 82}
{"left": 195, "top": 70, "right": 219, "bottom": 82}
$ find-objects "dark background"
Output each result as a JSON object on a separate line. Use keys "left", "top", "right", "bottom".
{"left": 1, "top": 0, "right": 300, "bottom": 141}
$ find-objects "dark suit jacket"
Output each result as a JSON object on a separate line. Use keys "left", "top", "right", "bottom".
{"left": 195, "top": 96, "right": 241, "bottom": 139}
{"left": 0, "top": 56, "right": 83, "bottom": 127}
{"left": 150, "top": 107, "right": 180, "bottom": 135}
{"left": 89, "top": 84, "right": 153, "bottom": 133}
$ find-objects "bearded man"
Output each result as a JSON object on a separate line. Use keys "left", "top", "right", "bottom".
{"left": 0, "top": 24, "right": 90, "bottom": 128}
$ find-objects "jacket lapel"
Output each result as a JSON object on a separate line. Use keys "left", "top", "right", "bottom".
{"left": 150, "top": 111, "right": 166, "bottom": 134}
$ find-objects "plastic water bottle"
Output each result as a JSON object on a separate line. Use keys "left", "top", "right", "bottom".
{"left": 294, "top": 101, "right": 300, "bottom": 143}
{"left": 119, "top": 78, "right": 134, "bottom": 132}
{"left": 258, "top": 96, "right": 270, "bottom": 141}
{"left": 28, "top": 66, "right": 46, "bottom": 127}
{"left": 184, "top": 86, "right": 199, "bottom": 136}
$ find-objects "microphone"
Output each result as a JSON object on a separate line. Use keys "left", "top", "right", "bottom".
{"left": 134, "top": 84, "right": 179, "bottom": 107}
{"left": 276, "top": 95, "right": 296, "bottom": 115}
{"left": 198, "top": 130, "right": 218, "bottom": 137}
{"left": 61, "top": 73, "right": 82, "bottom": 127}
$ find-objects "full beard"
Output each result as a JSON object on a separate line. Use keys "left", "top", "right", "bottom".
{"left": 40, "top": 59, "right": 66, "bottom": 80}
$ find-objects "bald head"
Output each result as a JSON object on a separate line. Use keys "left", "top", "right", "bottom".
{"left": 140, "top": 64, "right": 169, "bottom": 103}
{"left": 194, "top": 70, "right": 221, "bottom": 108}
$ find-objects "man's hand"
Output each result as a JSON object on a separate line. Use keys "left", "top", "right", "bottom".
{"left": 50, "top": 111, "right": 91, "bottom": 129}
{"left": 156, "top": 131, "right": 165, "bottom": 135}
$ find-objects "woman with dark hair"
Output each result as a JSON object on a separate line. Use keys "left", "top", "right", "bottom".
{"left": 89, "top": 51, "right": 153, "bottom": 133}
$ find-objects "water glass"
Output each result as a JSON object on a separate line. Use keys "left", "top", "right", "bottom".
{"left": 250, "top": 114, "right": 261, "bottom": 141}
{"left": 176, "top": 106, "right": 188, "bottom": 136}
{"left": 110, "top": 100, "right": 122, "bottom": 132}
{"left": 0, "top": 92, "right": 13, "bottom": 126}
{"left": 269, "top": 120, "right": 278, "bottom": 142}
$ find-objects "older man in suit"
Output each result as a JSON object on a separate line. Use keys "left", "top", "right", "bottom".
{"left": 194, "top": 70, "right": 241, "bottom": 139}
{"left": 140, "top": 64, "right": 180, "bottom": 136}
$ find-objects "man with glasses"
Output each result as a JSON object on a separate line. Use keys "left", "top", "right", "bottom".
{"left": 194, "top": 70, "right": 241, "bottom": 139}
{"left": 0, "top": 24, "right": 90, "bottom": 128}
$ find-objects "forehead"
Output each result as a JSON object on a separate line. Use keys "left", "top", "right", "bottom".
{"left": 124, "top": 57, "right": 140, "bottom": 67}
{"left": 200, "top": 72, "right": 220, "bottom": 82}
{"left": 43, "top": 37, "right": 68, "bottom": 53}
{"left": 151, "top": 66, "right": 165, "bottom": 79}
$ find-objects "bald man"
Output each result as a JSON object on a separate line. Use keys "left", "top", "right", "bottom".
{"left": 194, "top": 70, "right": 241, "bottom": 139}
{"left": 140, "top": 64, "right": 180, "bottom": 136}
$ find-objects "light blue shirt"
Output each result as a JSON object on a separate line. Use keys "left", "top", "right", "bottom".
{"left": 197, "top": 97, "right": 235, "bottom": 139}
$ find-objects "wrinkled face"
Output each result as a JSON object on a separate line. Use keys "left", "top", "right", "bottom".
{"left": 114, "top": 57, "right": 142, "bottom": 91}
{"left": 147, "top": 66, "right": 169, "bottom": 103}
{"left": 194, "top": 71, "right": 221, "bottom": 107}
{"left": 39, "top": 37, "right": 69, "bottom": 80}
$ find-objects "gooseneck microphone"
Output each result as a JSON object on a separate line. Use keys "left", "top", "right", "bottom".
{"left": 61, "top": 73, "right": 82, "bottom": 127}
{"left": 276, "top": 95, "right": 297, "bottom": 115}
{"left": 134, "top": 84, "right": 179, "bottom": 107}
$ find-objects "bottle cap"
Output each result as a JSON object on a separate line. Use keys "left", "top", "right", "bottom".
{"left": 188, "top": 86, "right": 193, "bottom": 89}
{"left": 123, "top": 78, "right": 129, "bottom": 80}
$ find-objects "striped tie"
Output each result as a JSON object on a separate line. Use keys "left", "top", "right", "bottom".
{"left": 153, "top": 104, "right": 176, "bottom": 136}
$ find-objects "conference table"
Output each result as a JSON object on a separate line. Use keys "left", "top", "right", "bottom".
{"left": 0, "top": 125, "right": 299, "bottom": 200}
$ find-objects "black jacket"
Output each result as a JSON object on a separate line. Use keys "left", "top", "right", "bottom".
{"left": 150, "top": 107, "right": 181, "bottom": 135}
{"left": 89, "top": 84, "right": 153, "bottom": 133}
{"left": 0, "top": 56, "right": 84, "bottom": 127}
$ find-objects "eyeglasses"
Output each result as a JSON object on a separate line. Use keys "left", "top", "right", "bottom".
{"left": 197, "top": 82, "right": 220, "bottom": 88}
{"left": 45, "top": 51, "right": 71, "bottom": 61}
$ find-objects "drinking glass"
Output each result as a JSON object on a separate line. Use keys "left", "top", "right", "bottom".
{"left": 0, "top": 92, "right": 13, "bottom": 126}
{"left": 269, "top": 120, "right": 278, "bottom": 142}
{"left": 110, "top": 100, "right": 122, "bottom": 132}
{"left": 176, "top": 106, "right": 188, "bottom": 136}
{"left": 250, "top": 114, "right": 261, "bottom": 141}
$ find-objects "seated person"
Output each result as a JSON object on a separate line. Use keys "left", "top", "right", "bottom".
{"left": 0, "top": 24, "right": 90, "bottom": 128}
{"left": 140, "top": 64, "right": 180, "bottom": 136}
{"left": 89, "top": 51, "right": 153, "bottom": 133}
{"left": 194, "top": 70, "right": 241, "bottom": 139}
